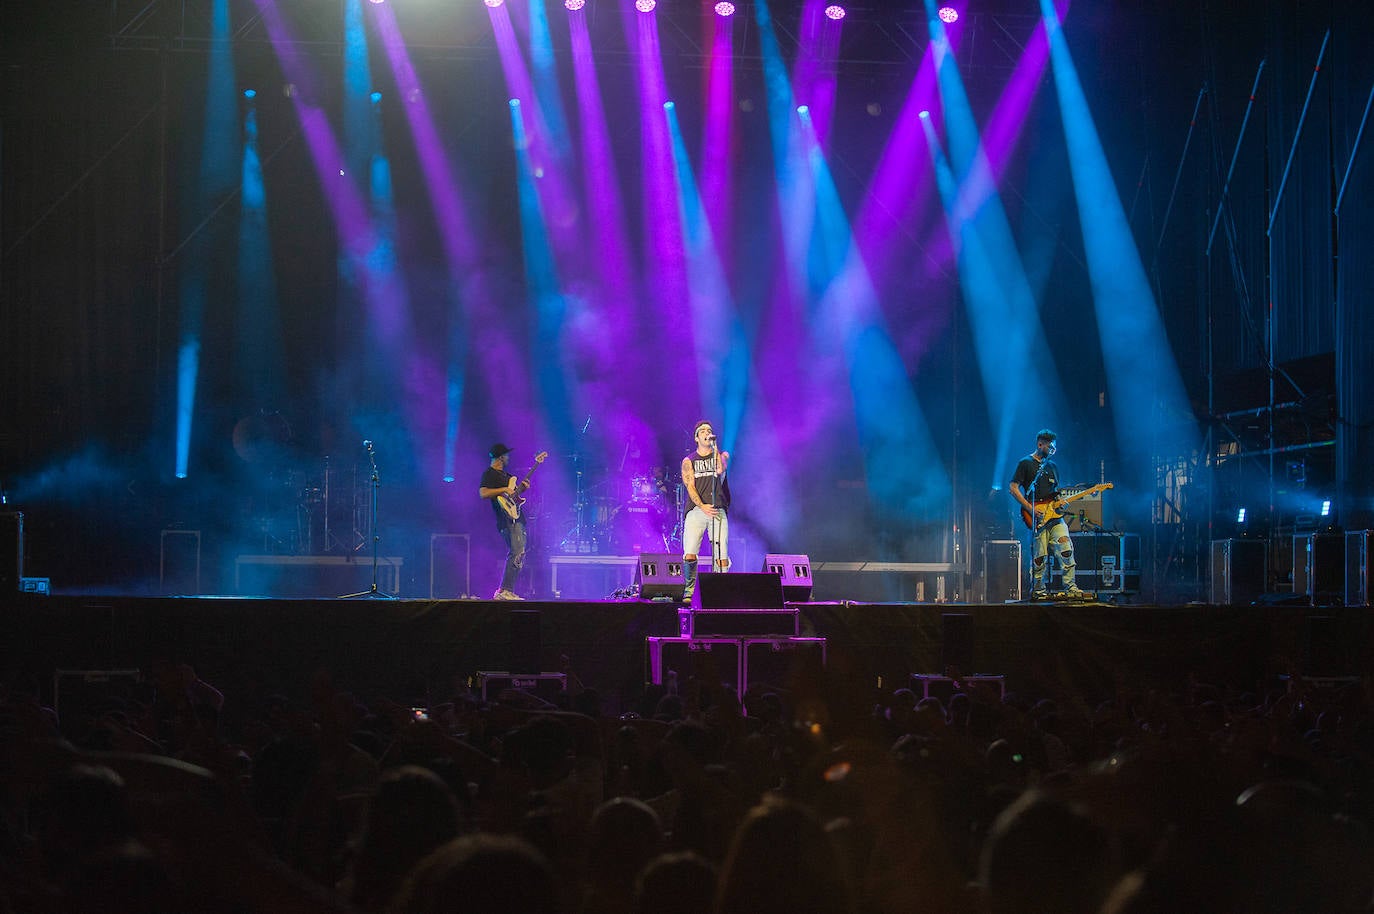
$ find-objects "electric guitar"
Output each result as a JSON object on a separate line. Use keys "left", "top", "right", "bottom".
{"left": 1021, "top": 482, "right": 1114, "bottom": 531}
{"left": 497, "top": 451, "right": 548, "bottom": 521}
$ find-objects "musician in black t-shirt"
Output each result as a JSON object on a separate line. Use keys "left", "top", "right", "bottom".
{"left": 479, "top": 442, "right": 528, "bottom": 600}
{"left": 1009, "top": 428, "right": 1081, "bottom": 600}
{"left": 679, "top": 420, "right": 731, "bottom": 604}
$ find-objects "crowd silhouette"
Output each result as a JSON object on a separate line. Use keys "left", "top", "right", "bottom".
{"left": 1, "top": 652, "right": 1371, "bottom": 912}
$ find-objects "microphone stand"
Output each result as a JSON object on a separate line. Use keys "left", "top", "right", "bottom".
{"left": 341, "top": 440, "right": 394, "bottom": 599}
{"left": 709, "top": 439, "right": 724, "bottom": 577}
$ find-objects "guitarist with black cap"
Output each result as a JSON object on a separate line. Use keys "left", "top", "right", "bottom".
{"left": 480, "top": 442, "right": 547, "bottom": 600}
{"left": 1010, "top": 428, "right": 1086, "bottom": 601}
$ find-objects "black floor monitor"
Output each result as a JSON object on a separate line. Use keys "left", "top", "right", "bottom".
{"left": 697, "top": 571, "right": 786, "bottom": 609}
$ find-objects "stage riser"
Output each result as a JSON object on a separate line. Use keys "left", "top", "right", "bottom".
{"left": 3, "top": 597, "right": 1370, "bottom": 715}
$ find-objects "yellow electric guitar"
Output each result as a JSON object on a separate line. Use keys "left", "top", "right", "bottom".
{"left": 497, "top": 451, "right": 548, "bottom": 521}
{"left": 1021, "top": 482, "right": 1113, "bottom": 531}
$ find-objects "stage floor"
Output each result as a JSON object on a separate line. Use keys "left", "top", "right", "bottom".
{"left": 2, "top": 592, "right": 1367, "bottom": 718}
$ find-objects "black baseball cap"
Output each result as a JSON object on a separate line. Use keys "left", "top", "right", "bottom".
{"left": 489, "top": 443, "right": 513, "bottom": 459}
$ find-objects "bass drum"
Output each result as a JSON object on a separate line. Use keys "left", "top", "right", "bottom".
{"left": 608, "top": 500, "right": 670, "bottom": 554}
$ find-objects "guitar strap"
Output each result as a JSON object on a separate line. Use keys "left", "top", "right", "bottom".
{"left": 1028, "top": 455, "right": 1051, "bottom": 500}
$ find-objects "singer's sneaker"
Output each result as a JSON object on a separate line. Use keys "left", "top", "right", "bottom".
{"left": 494, "top": 589, "right": 525, "bottom": 601}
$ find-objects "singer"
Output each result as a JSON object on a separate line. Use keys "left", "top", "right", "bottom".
{"left": 1009, "top": 428, "right": 1083, "bottom": 600}
{"left": 679, "top": 419, "right": 731, "bottom": 604}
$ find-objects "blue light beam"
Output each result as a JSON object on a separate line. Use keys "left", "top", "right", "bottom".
{"left": 1041, "top": 0, "right": 1197, "bottom": 503}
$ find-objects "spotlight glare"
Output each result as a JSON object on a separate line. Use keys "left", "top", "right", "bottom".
{"left": 664, "top": 100, "right": 675, "bottom": 110}
{"left": 368, "top": 0, "right": 385, "bottom": 4}
{"left": 797, "top": 104, "right": 809, "bottom": 115}
{"left": 937, "top": 6, "right": 958, "bottom": 23}
{"left": 243, "top": 88, "right": 257, "bottom": 99}
{"left": 824, "top": 4, "right": 846, "bottom": 19}
{"left": 714, "top": 1, "right": 736, "bottom": 15}
{"left": 564, "top": 0, "right": 584, "bottom": 9}
{"left": 918, "top": 109, "right": 930, "bottom": 119}
{"left": 1321, "top": 499, "right": 1331, "bottom": 517}
{"left": 443, "top": 475, "right": 455, "bottom": 483}
{"left": 635, "top": 0, "right": 656, "bottom": 11}
{"left": 369, "top": 91, "right": 382, "bottom": 103}
{"left": 484, "top": 0, "right": 504, "bottom": 7}
{"left": 1236, "top": 507, "right": 1247, "bottom": 524}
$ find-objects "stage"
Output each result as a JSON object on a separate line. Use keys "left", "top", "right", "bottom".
{"left": 2, "top": 592, "right": 1366, "bottom": 721}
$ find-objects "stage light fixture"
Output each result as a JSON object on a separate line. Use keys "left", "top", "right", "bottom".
{"left": 1236, "top": 507, "right": 1246, "bottom": 524}
{"left": 369, "top": 91, "right": 382, "bottom": 103}
{"left": 1321, "top": 499, "right": 1331, "bottom": 517}
{"left": 484, "top": 0, "right": 504, "bottom": 7}
{"left": 797, "top": 104, "right": 809, "bottom": 115}
{"left": 564, "top": 0, "right": 585, "bottom": 9}
{"left": 368, "top": 0, "right": 385, "bottom": 5}
{"left": 937, "top": 6, "right": 958, "bottom": 23}
{"left": 243, "top": 88, "right": 257, "bottom": 99}
{"left": 824, "top": 4, "right": 846, "bottom": 19}
{"left": 918, "top": 109, "right": 930, "bottom": 119}
{"left": 664, "top": 100, "right": 675, "bottom": 109}
{"left": 635, "top": 0, "right": 656, "bottom": 11}
{"left": 714, "top": 1, "right": 736, "bottom": 15}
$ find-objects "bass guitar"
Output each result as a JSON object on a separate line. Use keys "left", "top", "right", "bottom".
{"left": 497, "top": 451, "right": 548, "bottom": 521}
{"left": 1021, "top": 482, "right": 1113, "bottom": 531}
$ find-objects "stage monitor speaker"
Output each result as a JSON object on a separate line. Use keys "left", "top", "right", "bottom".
{"left": 762, "top": 553, "right": 812, "bottom": 602}
{"left": 698, "top": 571, "right": 786, "bottom": 609}
{"left": 941, "top": 613, "right": 974, "bottom": 676}
{"left": 509, "top": 609, "right": 542, "bottom": 674}
{"left": 0, "top": 512, "right": 23, "bottom": 592}
{"left": 1210, "top": 539, "right": 1267, "bottom": 605}
{"left": 636, "top": 553, "right": 685, "bottom": 600}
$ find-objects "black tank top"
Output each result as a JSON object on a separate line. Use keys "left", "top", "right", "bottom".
{"left": 687, "top": 450, "right": 731, "bottom": 512}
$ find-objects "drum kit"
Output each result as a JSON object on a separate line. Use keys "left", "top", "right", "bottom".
{"left": 245, "top": 457, "right": 371, "bottom": 556}
{"left": 234, "top": 413, "right": 370, "bottom": 555}
{"left": 560, "top": 465, "right": 685, "bottom": 554}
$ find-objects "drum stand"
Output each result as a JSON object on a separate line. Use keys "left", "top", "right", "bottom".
{"left": 559, "top": 453, "right": 597, "bottom": 553}
{"left": 341, "top": 441, "right": 395, "bottom": 599}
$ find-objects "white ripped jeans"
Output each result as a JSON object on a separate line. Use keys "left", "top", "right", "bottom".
{"left": 681, "top": 505, "right": 729, "bottom": 596}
